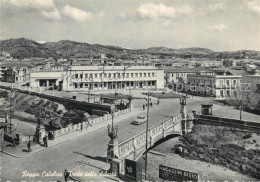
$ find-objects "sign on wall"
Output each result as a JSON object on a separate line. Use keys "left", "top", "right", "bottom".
{"left": 125, "top": 159, "right": 142, "bottom": 181}
{"left": 159, "top": 165, "right": 198, "bottom": 182}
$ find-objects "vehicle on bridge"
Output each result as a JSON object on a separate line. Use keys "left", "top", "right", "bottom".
{"left": 131, "top": 115, "right": 147, "bottom": 125}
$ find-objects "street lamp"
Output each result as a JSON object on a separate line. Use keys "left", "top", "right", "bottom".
{"left": 107, "top": 110, "right": 118, "bottom": 142}
{"left": 107, "top": 105, "right": 119, "bottom": 160}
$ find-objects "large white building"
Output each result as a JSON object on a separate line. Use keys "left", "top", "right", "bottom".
{"left": 187, "top": 74, "right": 242, "bottom": 98}
{"left": 30, "top": 66, "right": 164, "bottom": 91}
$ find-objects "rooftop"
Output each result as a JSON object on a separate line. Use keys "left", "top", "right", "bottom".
{"left": 70, "top": 66, "right": 161, "bottom": 71}
{"left": 161, "top": 67, "right": 207, "bottom": 73}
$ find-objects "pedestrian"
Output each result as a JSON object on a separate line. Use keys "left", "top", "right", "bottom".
{"left": 27, "top": 140, "right": 31, "bottom": 152}
{"left": 157, "top": 99, "right": 160, "bottom": 105}
{"left": 150, "top": 102, "right": 153, "bottom": 107}
{"left": 43, "top": 135, "right": 48, "bottom": 147}
{"left": 64, "top": 169, "right": 70, "bottom": 182}
{"left": 143, "top": 104, "right": 145, "bottom": 110}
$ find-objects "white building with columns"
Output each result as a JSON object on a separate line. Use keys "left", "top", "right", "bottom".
{"left": 30, "top": 66, "right": 164, "bottom": 91}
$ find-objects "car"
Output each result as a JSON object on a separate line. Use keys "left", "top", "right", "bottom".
{"left": 131, "top": 115, "right": 147, "bottom": 125}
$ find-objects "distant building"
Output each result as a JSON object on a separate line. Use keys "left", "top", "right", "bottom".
{"left": 0, "top": 62, "right": 32, "bottom": 84}
{"left": 30, "top": 66, "right": 164, "bottom": 91}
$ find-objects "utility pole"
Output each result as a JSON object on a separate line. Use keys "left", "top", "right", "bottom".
{"left": 144, "top": 91, "right": 150, "bottom": 181}
{"left": 9, "top": 87, "right": 14, "bottom": 134}
{"left": 88, "top": 85, "right": 90, "bottom": 102}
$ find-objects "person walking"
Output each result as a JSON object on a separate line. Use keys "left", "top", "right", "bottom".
{"left": 64, "top": 169, "right": 70, "bottom": 182}
{"left": 143, "top": 104, "right": 145, "bottom": 110}
{"left": 27, "top": 140, "right": 31, "bottom": 152}
{"left": 43, "top": 135, "right": 48, "bottom": 147}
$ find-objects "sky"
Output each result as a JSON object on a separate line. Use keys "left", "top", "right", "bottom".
{"left": 0, "top": 0, "right": 260, "bottom": 51}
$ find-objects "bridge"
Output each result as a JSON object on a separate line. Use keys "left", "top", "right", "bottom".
{"left": 106, "top": 95, "right": 192, "bottom": 176}
{"left": 115, "top": 113, "right": 183, "bottom": 174}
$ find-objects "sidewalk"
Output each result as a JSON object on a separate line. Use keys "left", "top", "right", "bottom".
{"left": 0, "top": 107, "right": 146, "bottom": 158}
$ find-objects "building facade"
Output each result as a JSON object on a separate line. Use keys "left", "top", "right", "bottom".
{"left": 30, "top": 66, "right": 164, "bottom": 91}
{"left": 187, "top": 74, "right": 242, "bottom": 98}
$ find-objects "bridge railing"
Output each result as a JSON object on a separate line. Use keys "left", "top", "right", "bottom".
{"left": 117, "top": 113, "right": 182, "bottom": 159}
{"left": 53, "top": 108, "right": 131, "bottom": 138}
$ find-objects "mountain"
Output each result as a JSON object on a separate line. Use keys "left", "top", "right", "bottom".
{"left": 141, "top": 47, "right": 214, "bottom": 55}
{"left": 0, "top": 38, "right": 259, "bottom": 60}
{"left": 0, "top": 38, "right": 129, "bottom": 58}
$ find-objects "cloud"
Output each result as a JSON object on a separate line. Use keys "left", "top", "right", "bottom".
{"left": 209, "top": 2, "right": 225, "bottom": 11}
{"left": 247, "top": 0, "right": 260, "bottom": 14}
{"left": 99, "top": 11, "right": 105, "bottom": 17}
{"left": 207, "top": 24, "right": 226, "bottom": 32}
{"left": 4, "top": 0, "right": 54, "bottom": 10}
{"left": 41, "top": 8, "right": 60, "bottom": 20}
{"left": 137, "top": 3, "right": 192, "bottom": 19}
{"left": 62, "top": 5, "right": 92, "bottom": 22}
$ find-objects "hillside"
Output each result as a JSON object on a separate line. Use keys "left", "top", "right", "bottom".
{"left": 0, "top": 38, "right": 259, "bottom": 60}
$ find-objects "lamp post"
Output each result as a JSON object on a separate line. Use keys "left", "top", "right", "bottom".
{"left": 107, "top": 105, "right": 118, "bottom": 159}
{"left": 9, "top": 86, "right": 15, "bottom": 134}
{"left": 107, "top": 113, "right": 118, "bottom": 143}
{"left": 180, "top": 95, "right": 187, "bottom": 135}
{"left": 144, "top": 91, "right": 150, "bottom": 181}
{"left": 35, "top": 105, "right": 46, "bottom": 143}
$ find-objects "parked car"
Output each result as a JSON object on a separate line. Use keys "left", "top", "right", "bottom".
{"left": 131, "top": 115, "right": 147, "bottom": 125}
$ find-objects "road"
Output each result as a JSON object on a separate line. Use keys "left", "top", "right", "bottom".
{"left": 1, "top": 96, "right": 260, "bottom": 181}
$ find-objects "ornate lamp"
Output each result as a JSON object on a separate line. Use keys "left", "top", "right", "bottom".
{"left": 107, "top": 113, "right": 118, "bottom": 141}
{"left": 107, "top": 105, "right": 119, "bottom": 160}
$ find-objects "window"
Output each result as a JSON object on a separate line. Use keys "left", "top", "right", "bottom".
{"left": 80, "top": 74, "right": 83, "bottom": 78}
{"left": 95, "top": 74, "right": 98, "bottom": 78}
{"left": 144, "top": 73, "right": 146, "bottom": 77}
{"left": 226, "top": 80, "right": 230, "bottom": 86}
{"left": 172, "top": 74, "right": 174, "bottom": 77}
{"left": 233, "top": 80, "right": 236, "bottom": 85}
{"left": 140, "top": 73, "right": 142, "bottom": 77}
{"left": 117, "top": 73, "right": 120, "bottom": 78}
{"left": 113, "top": 73, "right": 116, "bottom": 78}
{"left": 131, "top": 73, "right": 134, "bottom": 77}
{"left": 227, "top": 90, "right": 230, "bottom": 97}
{"left": 85, "top": 74, "right": 88, "bottom": 78}
{"left": 104, "top": 73, "right": 107, "bottom": 78}
{"left": 126, "top": 73, "right": 129, "bottom": 78}
{"left": 100, "top": 73, "right": 103, "bottom": 78}
{"left": 152, "top": 73, "right": 155, "bottom": 77}
{"left": 75, "top": 74, "right": 78, "bottom": 78}
{"left": 135, "top": 73, "right": 138, "bottom": 77}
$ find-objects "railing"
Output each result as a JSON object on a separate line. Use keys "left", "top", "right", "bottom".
{"left": 52, "top": 108, "right": 131, "bottom": 138}
{"left": 117, "top": 114, "right": 182, "bottom": 159}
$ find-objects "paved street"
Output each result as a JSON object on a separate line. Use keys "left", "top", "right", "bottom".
{"left": 1, "top": 96, "right": 260, "bottom": 181}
